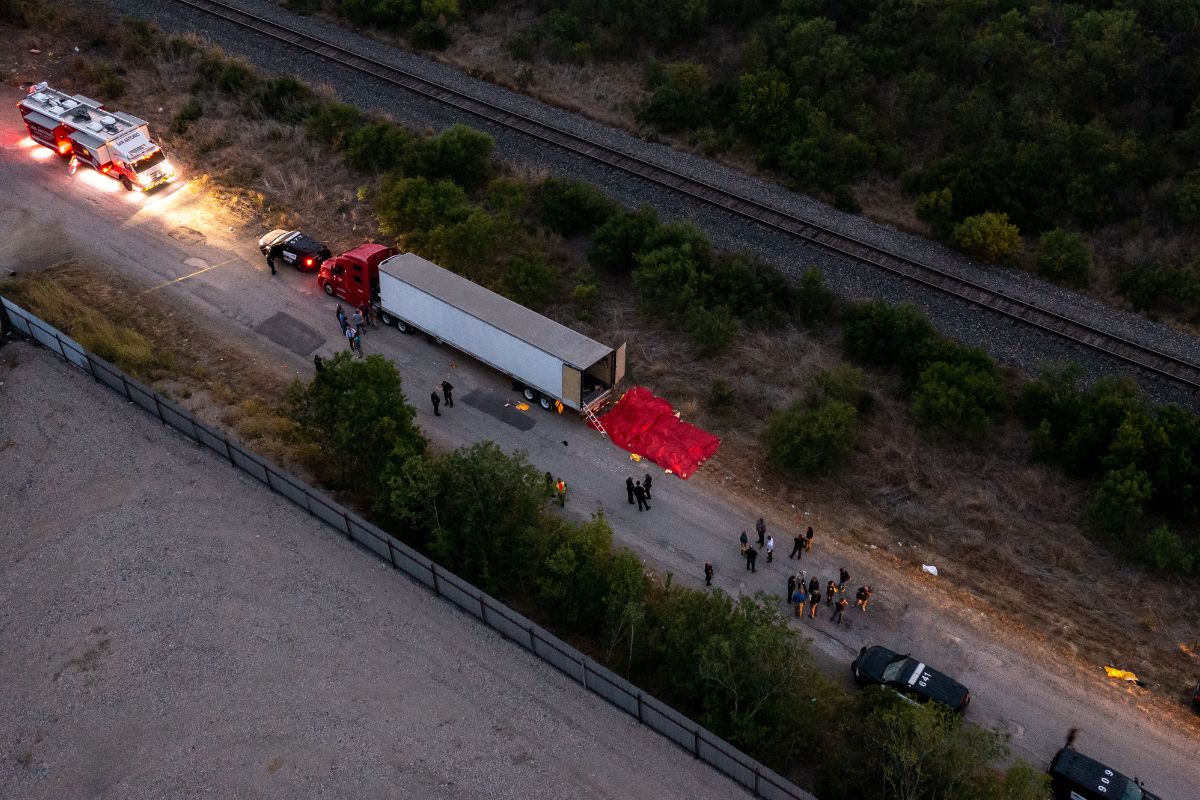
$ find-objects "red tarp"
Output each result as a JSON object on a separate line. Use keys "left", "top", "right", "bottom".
{"left": 594, "top": 387, "right": 720, "bottom": 479}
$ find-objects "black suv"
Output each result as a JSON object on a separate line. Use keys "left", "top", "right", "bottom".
{"left": 851, "top": 645, "right": 971, "bottom": 713}
{"left": 1048, "top": 747, "right": 1162, "bottom": 800}
{"left": 258, "top": 230, "right": 331, "bottom": 272}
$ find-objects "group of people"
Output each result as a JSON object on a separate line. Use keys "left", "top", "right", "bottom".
{"left": 335, "top": 302, "right": 374, "bottom": 358}
{"left": 430, "top": 381, "right": 454, "bottom": 416}
{"left": 702, "top": 517, "right": 876, "bottom": 625}
{"left": 624, "top": 474, "right": 653, "bottom": 511}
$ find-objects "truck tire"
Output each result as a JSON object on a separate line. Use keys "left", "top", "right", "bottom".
{"left": 539, "top": 396, "right": 553, "bottom": 411}
{"left": 522, "top": 387, "right": 537, "bottom": 402}
{"left": 120, "top": 176, "right": 133, "bottom": 191}
{"left": 379, "top": 310, "right": 395, "bottom": 327}
{"left": 322, "top": 282, "right": 334, "bottom": 297}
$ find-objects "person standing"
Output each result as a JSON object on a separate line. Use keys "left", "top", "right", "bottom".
{"left": 808, "top": 577, "right": 820, "bottom": 607}
{"left": 545, "top": 471, "right": 554, "bottom": 497}
{"left": 804, "top": 526, "right": 815, "bottom": 554}
{"left": 796, "top": 585, "right": 808, "bottom": 617}
{"left": 755, "top": 518, "right": 766, "bottom": 548}
{"left": 765, "top": 535, "right": 774, "bottom": 563}
{"left": 360, "top": 301, "right": 375, "bottom": 328}
{"left": 739, "top": 531, "right": 749, "bottom": 553}
{"left": 441, "top": 380, "right": 454, "bottom": 407}
{"left": 633, "top": 481, "right": 649, "bottom": 511}
{"left": 704, "top": 562, "right": 714, "bottom": 587}
{"left": 832, "top": 596, "right": 849, "bottom": 624}
{"left": 555, "top": 478, "right": 567, "bottom": 507}
{"left": 856, "top": 586, "right": 873, "bottom": 612}
{"left": 345, "top": 325, "right": 356, "bottom": 352}
{"left": 838, "top": 567, "right": 850, "bottom": 593}
{"left": 313, "top": 354, "right": 324, "bottom": 372}
{"left": 809, "top": 592, "right": 820, "bottom": 619}
{"left": 643, "top": 473, "right": 653, "bottom": 500}
{"left": 787, "top": 574, "right": 797, "bottom": 602}
{"left": 430, "top": 390, "right": 441, "bottom": 416}
{"left": 267, "top": 247, "right": 277, "bottom": 275}
{"left": 745, "top": 545, "right": 758, "bottom": 573}
{"left": 626, "top": 476, "right": 635, "bottom": 505}
{"left": 336, "top": 304, "right": 348, "bottom": 333}
{"left": 353, "top": 308, "right": 364, "bottom": 333}
{"left": 352, "top": 329, "right": 363, "bottom": 358}
{"left": 825, "top": 580, "right": 837, "bottom": 607}
{"left": 789, "top": 530, "right": 804, "bottom": 560}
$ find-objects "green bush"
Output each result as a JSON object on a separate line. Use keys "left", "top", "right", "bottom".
{"left": 842, "top": 302, "right": 936, "bottom": 372}
{"left": 375, "top": 175, "right": 471, "bottom": 240}
{"left": 410, "top": 19, "right": 451, "bottom": 50}
{"left": 485, "top": 177, "right": 531, "bottom": 217}
{"left": 1144, "top": 526, "right": 1195, "bottom": 574}
{"left": 170, "top": 98, "right": 204, "bottom": 135}
{"left": 430, "top": 125, "right": 493, "bottom": 190}
{"left": 707, "top": 378, "right": 736, "bottom": 413}
{"left": 1085, "top": 464, "right": 1152, "bottom": 540}
{"left": 245, "top": 76, "right": 318, "bottom": 123}
{"left": 810, "top": 365, "right": 872, "bottom": 413}
{"left": 952, "top": 211, "right": 1022, "bottom": 263}
{"left": 502, "top": 254, "right": 559, "bottom": 310}
{"left": 912, "top": 359, "right": 1005, "bottom": 435}
{"left": 685, "top": 305, "right": 739, "bottom": 357}
{"left": 1037, "top": 228, "right": 1092, "bottom": 286}
{"left": 538, "top": 178, "right": 617, "bottom": 236}
{"left": 762, "top": 399, "right": 859, "bottom": 477}
{"left": 304, "top": 101, "right": 367, "bottom": 148}
{"left": 287, "top": 353, "right": 425, "bottom": 490}
{"left": 93, "top": 64, "right": 127, "bottom": 99}
{"left": 341, "top": 122, "right": 423, "bottom": 174}
{"left": 639, "top": 62, "right": 711, "bottom": 132}
{"left": 833, "top": 185, "right": 862, "bottom": 213}
{"left": 1117, "top": 262, "right": 1200, "bottom": 317}
{"left": 795, "top": 267, "right": 836, "bottom": 327}
{"left": 571, "top": 281, "right": 599, "bottom": 319}
{"left": 425, "top": 211, "right": 500, "bottom": 278}
{"left": 915, "top": 188, "right": 954, "bottom": 237}
{"left": 631, "top": 244, "right": 701, "bottom": 311}
{"left": 196, "top": 54, "right": 257, "bottom": 95}
{"left": 589, "top": 207, "right": 661, "bottom": 273}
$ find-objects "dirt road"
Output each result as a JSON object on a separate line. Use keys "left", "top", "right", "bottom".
{"left": 2, "top": 107, "right": 1197, "bottom": 796}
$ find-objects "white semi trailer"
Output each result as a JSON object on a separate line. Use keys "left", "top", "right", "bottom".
{"left": 378, "top": 252, "right": 626, "bottom": 416}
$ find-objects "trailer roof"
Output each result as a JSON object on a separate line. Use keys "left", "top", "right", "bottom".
{"left": 18, "top": 83, "right": 152, "bottom": 150}
{"left": 380, "top": 253, "right": 613, "bottom": 369}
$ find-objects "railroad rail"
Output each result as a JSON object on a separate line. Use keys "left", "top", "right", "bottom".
{"left": 176, "top": 0, "right": 1200, "bottom": 391}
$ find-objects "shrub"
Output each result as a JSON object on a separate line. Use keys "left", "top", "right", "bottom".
{"left": 374, "top": 175, "right": 471, "bottom": 240}
{"left": 685, "top": 305, "right": 739, "bottom": 357}
{"left": 1116, "top": 262, "right": 1200, "bottom": 316}
{"left": 1036, "top": 228, "right": 1092, "bottom": 286}
{"left": 631, "top": 245, "right": 701, "bottom": 311}
{"left": 245, "top": 76, "right": 317, "bottom": 123}
{"left": 341, "top": 122, "right": 424, "bottom": 174}
{"left": 707, "top": 378, "right": 736, "bottom": 413}
{"left": 410, "top": 19, "right": 451, "bottom": 50}
{"left": 170, "top": 99, "right": 203, "bottom": 135}
{"left": 952, "top": 211, "right": 1021, "bottom": 263}
{"left": 538, "top": 178, "right": 617, "bottom": 236}
{"left": 915, "top": 187, "right": 954, "bottom": 237}
{"left": 842, "top": 302, "right": 936, "bottom": 372}
{"left": 810, "top": 365, "right": 872, "bottom": 413}
{"left": 196, "top": 54, "right": 257, "bottom": 95}
{"left": 425, "top": 211, "right": 500, "bottom": 278}
{"left": 796, "top": 267, "right": 836, "bottom": 327}
{"left": 912, "top": 359, "right": 1005, "bottom": 435}
{"left": 589, "top": 207, "right": 661, "bottom": 273}
{"left": 833, "top": 185, "right": 862, "bottom": 213}
{"left": 304, "top": 101, "right": 367, "bottom": 147}
{"left": 485, "top": 178, "right": 531, "bottom": 217}
{"left": 430, "top": 125, "right": 493, "bottom": 190}
{"left": 1144, "top": 526, "right": 1195, "bottom": 574}
{"left": 502, "top": 254, "right": 559, "bottom": 310}
{"left": 697, "top": 253, "right": 795, "bottom": 327}
{"left": 93, "top": 64, "right": 127, "bottom": 99}
{"left": 1085, "top": 465, "right": 1152, "bottom": 540}
{"left": 762, "top": 399, "right": 859, "bottom": 476}
{"left": 639, "top": 62, "right": 711, "bottom": 132}
{"left": 571, "top": 281, "right": 599, "bottom": 319}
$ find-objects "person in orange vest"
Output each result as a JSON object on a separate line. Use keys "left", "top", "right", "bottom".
{"left": 555, "top": 478, "right": 567, "bottom": 507}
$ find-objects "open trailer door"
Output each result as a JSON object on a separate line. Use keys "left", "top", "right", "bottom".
{"left": 614, "top": 342, "right": 627, "bottom": 386}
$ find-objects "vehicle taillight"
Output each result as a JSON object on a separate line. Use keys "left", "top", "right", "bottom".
{"left": 57, "top": 141, "right": 71, "bottom": 154}
{"left": 305, "top": 258, "right": 314, "bottom": 267}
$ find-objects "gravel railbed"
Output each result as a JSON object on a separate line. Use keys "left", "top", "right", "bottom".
{"left": 93, "top": 0, "right": 1200, "bottom": 408}
{"left": 0, "top": 342, "right": 753, "bottom": 799}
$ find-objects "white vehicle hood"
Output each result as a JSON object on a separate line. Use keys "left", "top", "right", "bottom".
{"left": 111, "top": 130, "right": 155, "bottom": 161}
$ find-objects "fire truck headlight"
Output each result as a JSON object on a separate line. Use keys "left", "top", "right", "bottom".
{"left": 160, "top": 161, "right": 174, "bottom": 177}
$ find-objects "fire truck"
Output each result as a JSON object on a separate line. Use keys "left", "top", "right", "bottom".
{"left": 17, "top": 81, "right": 177, "bottom": 191}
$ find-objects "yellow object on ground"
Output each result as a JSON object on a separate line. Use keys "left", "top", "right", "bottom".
{"left": 630, "top": 453, "right": 642, "bottom": 462}
{"left": 515, "top": 403, "right": 530, "bottom": 411}
{"left": 1103, "top": 665, "right": 1144, "bottom": 685}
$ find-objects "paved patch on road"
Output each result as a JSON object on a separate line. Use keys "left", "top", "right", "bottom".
{"left": 462, "top": 389, "right": 537, "bottom": 430}
{"left": 253, "top": 311, "right": 324, "bottom": 355}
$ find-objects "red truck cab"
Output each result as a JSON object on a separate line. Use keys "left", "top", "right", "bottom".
{"left": 316, "top": 244, "right": 396, "bottom": 308}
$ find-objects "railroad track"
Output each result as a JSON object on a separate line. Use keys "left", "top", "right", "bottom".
{"left": 177, "top": 0, "right": 1200, "bottom": 392}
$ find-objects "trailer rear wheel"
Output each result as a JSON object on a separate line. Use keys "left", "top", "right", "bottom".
{"left": 120, "top": 176, "right": 133, "bottom": 191}
{"left": 522, "top": 387, "right": 537, "bottom": 402}
{"left": 322, "top": 282, "right": 334, "bottom": 297}
{"left": 539, "top": 396, "right": 553, "bottom": 411}
{"left": 380, "top": 310, "right": 395, "bottom": 326}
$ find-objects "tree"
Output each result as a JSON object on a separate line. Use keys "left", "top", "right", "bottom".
{"left": 382, "top": 441, "right": 543, "bottom": 592}
{"left": 762, "top": 399, "right": 858, "bottom": 476}
{"left": 810, "top": 365, "right": 871, "bottom": 413}
{"left": 1144, "top": 525, "right": 1195, "bottom": 574}
{"left": 1037, "top": 228, "right": 1092, "bottom": 286}
{"left": 915, "top": 187, "right": 954, "bottom": 237}
{"left": 685, "top": 304, "right": 739, "bottom": 357}
{"left": 287, "top": 353, "right": 425, "bottom": 490}
{"left": 502, "top": 253, "right": 559, "bottom": 310}
{"left": 631, "top": 244, "right": 701, "bottom": 312}
{"left": 1086, "top": 464, "right": 1152, "bottom": 540}
{"left": 842, "top": 302, "right": 936, "bottom": 371}
{"left": 796, "top": 267, "right": 836, "bottom": 326}
{"left": 952, "top": 212, "right": 1021, "bottom": 263}
{"left": 639, "top": 62, "right": 711, "bottom": 132}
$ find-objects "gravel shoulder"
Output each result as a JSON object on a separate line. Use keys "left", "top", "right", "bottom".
{"left": 0, "top": 342, "right": 747, "bottom": 800}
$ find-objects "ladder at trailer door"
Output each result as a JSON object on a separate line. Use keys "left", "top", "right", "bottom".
{"left": 583, "top": 403, "right": 608, "bottom": 438}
